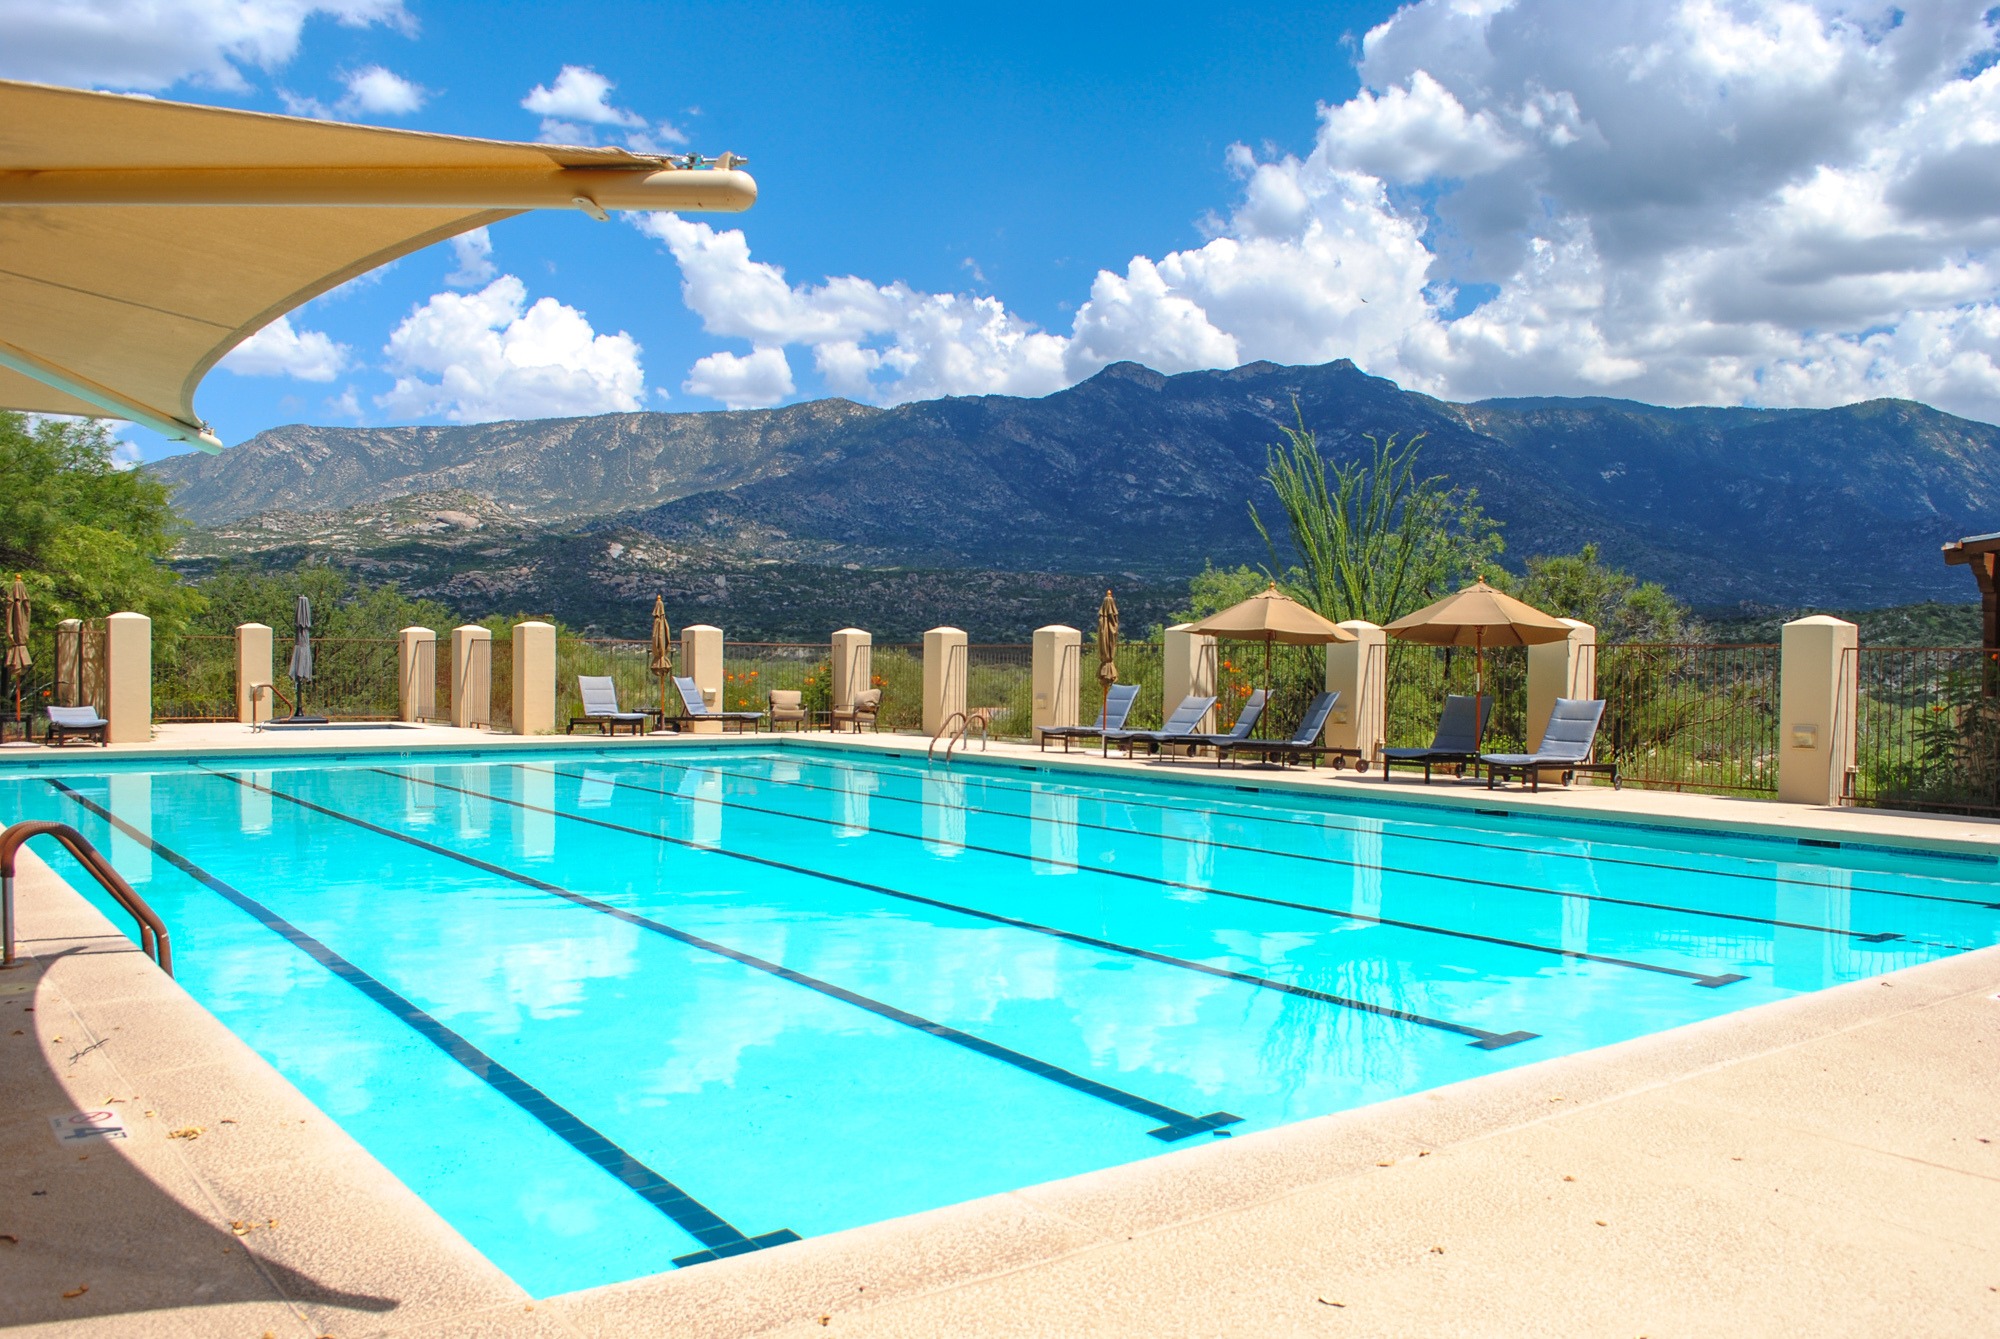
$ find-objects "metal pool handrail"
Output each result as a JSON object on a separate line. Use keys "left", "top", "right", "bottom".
{"left": 1, "top": 821, "right": 173, "bottom": 976}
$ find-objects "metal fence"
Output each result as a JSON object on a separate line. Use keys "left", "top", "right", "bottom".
{"left": 966, "top": 644, "right": 1034, "bottom": 737}
{"left": 1850, "top": 646, "right": 2000, "bottom": 816}
{"left": 556, "top": 637, "right": 677, "bottom": 725}
{"left": 1383, "top": 642, "right": 1530, "bottom": 755}
{"left": 486, "top": 636, "right": 514, "bottom": 732}
{"left": 151, "top": 635, "right": 236, "bottom": 721}
{"left": 295, "top": 638, "right": 401, "bottom": 720}
{"left": 1596, "top": 643, "right": 1780, "bottom": 795}
{"left": 721, "top": 642, "right": 821, "bottom": 717}
{"left": 871, "top": 644, "right": 924, "bottom": 731}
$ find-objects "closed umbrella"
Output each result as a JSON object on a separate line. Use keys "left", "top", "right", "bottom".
{"left": 287, "top": 595, "right": 325, "bottom": 721}
{"left": 5, "top": 575, "right": 29, "bottom": 720}
{"left": 649, "top": 595, "right": 672, "bottom": 721}
{"left": 1384, "top": 577, "right": 1571, "bottom": 693}
{"left": 1186, "top": 583, "right": 1355, "bottom": 688}
{"left": 1094, "top": 589, "right": 1119, "bottom": 719}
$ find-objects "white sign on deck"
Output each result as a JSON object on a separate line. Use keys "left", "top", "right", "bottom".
{"left": 49, "top": 1109, "right": 129, "bottom": 1145}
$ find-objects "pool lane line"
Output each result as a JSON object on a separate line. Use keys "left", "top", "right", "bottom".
{"left": 534, "top": 763, "right": 1755, "bottom": 987}
{"left": 374, "top": 766, "right": 1537, "bottom": 1051}
{"left": 206, "top": 770, "right": 1242, "bottom": 1143}
{"left": 45, "top": 780, "right": 798, "bottom": 1269}
{"left": 710, "top": 753, "right": 2000, "bottom": 913}
{"left": 622, "top": 757, "right": 1913, "bottom": 945}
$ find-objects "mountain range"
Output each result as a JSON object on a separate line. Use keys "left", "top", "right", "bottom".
{"left": 152, "top": 358, "right": 2000, "bottom": 638}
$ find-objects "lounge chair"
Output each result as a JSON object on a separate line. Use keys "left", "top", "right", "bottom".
{"left": 1214, "top": 692, "right": 1366, "bottom": 770}
{"left": 567, "top": 675, "right": 649, "bottom": 735}
{"left": 44, "top": 705, "right": 109, "bottom": 747}
{"left": 769, "top": 689, "right": 808, "bottom": 731}
{"left": 1039, "top": 682, "right": 1141, "bottom": 752}
{"left": 668, "top": 675, "right": 764, "bottom": 732}
{"left": 830, "top": 688, "right": 882, "bottom": 733}
{"left": 1103, "top": 694, "right": 1218, "bottom": 757}
{"left": 1380, "top": 694, "right": 1487, "bottom": 782}
{"left": 1170, "top": 689, "right": 1268, "bottom": 758}
{"left": 1483, "top": 698, "right": 1619, "bottom": 792}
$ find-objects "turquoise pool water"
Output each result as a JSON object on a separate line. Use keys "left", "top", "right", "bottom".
{"left": 4, "top": 743, "right": 1996, "bottom": 1296}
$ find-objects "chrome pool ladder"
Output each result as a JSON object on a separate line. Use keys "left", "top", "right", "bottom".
{"left": 1, "top": 821, "right": 173, "bottom": 976}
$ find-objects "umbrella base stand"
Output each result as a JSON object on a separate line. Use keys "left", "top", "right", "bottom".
{"left": 275, "top": 714, "right": 328, "bottom": 724}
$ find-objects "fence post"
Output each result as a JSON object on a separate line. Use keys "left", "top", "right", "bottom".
{"left": 681, "top": 625, "right": 724, "bottom": 733}
{"left": 1163, "top": 623, "right": 1217, "bottom": 735}
{"left": 831, "top": 627, "right": 873, "bottom": 713}
{"left": 450, "top": 625, "right": 490, "bottom": 729}
{"left": 1526, "top": 619, "right": 1597, "bottom": 750}
{"left": 235, "top": 622, "right": 273, "bottom": 725}
{"left": 104, "top": 611, "right": 151, "bottom": 744}
{"left": 923, "top": 626, "right": 967, "bottom": 735}
{"left": 512, "top": 621, "right": 556, "bottom": 735}
{"left": 397, "top": 627, "right": 436, "bottom": 722}
{"left": 1326, "top": 620, "right": 1386, "bottom": 764}
{"left": 1032, "top": 624, "right": 1081, "bottom": 741}
{"left": 1778, "top": 615, "right": 1858, "bottom": 806}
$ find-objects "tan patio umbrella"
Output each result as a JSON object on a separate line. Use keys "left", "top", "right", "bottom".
{"left": 1384, "top": 577, "right": 1571, "bottom": 693}
{"left": 649, "top": 596, "right": 672, "bottom": 717}
{"left": 4, "top": 575, "right": 29, "bottom": 719}
{"left": 1187, "top": 584, "right": 1355, "bottom": 689}
{"left": 0, "top": 79, "right": 755, "bottom": 450}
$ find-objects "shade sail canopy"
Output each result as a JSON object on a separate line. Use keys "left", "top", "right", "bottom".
{"left": 0, "top": 79, "right": 756, "bottom": 452}
{"left": 1383, "top": 579, "right": 1573, "bottom": 648}
{"left": 1186, "top": 586, "right": 1355, "bottom": 645}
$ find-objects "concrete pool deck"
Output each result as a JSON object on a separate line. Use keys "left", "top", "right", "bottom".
{"left": 3, "top": 725, "right": 1998, "bottom": 1336}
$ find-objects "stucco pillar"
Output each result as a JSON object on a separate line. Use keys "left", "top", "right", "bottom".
{"left": 235, "top": 622, "right": 273, "bottom": 725}
{"left": 1032, "top": 624, "right": 1081, "bottom": 740}
{"left": 922, "top": 626, "right": 967, "bottom": 736}
{"left": 397, "top": 627, "right": 436, "bottom": 723}
{"left": 450, "top": 625, "right": 491, "bottom": 729}
{"left": 681, "top": 624, "right": 724, "bottom": 733}
{"left": 104, "top": 611, "right": 151, "bottom": 744}
{"left": 511, "top": 621, "right": 556, "bottom": 735}
{"left": 1163, "top": 623, "right": 1218, "bottom": 735}
{"left": 1778, "top": 615, "right": 1859, "bottom": 806}
{"left": 1325, "top": 620, "right": 1386, "bottom": 765}
{"left": 1526, "top": 619, "right": 1598, "bottom": 750}
{"left": 831, "top": 627, "right": 873, "bottom": 712}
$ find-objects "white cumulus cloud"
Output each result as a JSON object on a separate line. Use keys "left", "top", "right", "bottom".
{"left": 444, "top": 227, "right": 496, "bottom": 288}
{"left": 522, "top": 64, "right": 686, "bottom": 150}
{"left": 640, "top": 0, "right": 2000, "bottom": 425}
{"left": 339, "top": 64, "right": 425, "bottom": 115}
{"left": 0, "top": 0, "right": 411, "bottom": 92}
{"left": 683, "top": 347, "right": 795, "bottom": 410}
{"left": 379, "top": 275, "right": 644, "bottom": 423}
{"left": 219, "top": 315, "right": 349, "bottom": 381}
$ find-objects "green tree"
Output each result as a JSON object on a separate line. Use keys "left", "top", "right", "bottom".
{"left": 1497, "top": 544, "right": 1701, "bottom": 643}
{"left": 1249, "top": 408, "right": 1503, "bottom": 625}
{"left": 191, "top": 561, "right": 456, "bottom": 639}
{"left": 0, "top": 412, "right": 200, "bottom": 633}
{"left": 1167, "top": 561, "right": 1272, "bottom": 627}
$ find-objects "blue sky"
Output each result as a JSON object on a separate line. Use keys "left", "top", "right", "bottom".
{"left": 9, "top": 1, "right": 2000, "bottom": 460}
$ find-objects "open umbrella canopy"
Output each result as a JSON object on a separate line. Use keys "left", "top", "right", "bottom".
{"left": 1095, "top": 589, "right": 1120, "bottom": 685}
{"left": 0, "top": 79, "right": 755, "bottom": 451}
{"left": 1384, "top": 579, "right": 1572, "bottom": 648}
{"left": 4, "top": 576, "right": 28, "bottom": 672}
{"left": 1186, "top": 585, "right": 1355, "bottom": 645}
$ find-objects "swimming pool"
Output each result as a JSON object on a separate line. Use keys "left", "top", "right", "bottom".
{"left": 5, "top": 742, "right": 1997, "bottom": 1296}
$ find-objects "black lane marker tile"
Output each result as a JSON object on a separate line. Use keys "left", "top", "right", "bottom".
{"left": 46, "top": 780, "right": 793, "bottom": 1265}
{"left": 215, "top": 770, "right": 1239, "bottom": 1143}
{"left": 623, "top": 757, "right": 1920, "bottom": 942}
{"left": 728, "top": 752, "right": 2000, "bottom": 912}
{"left": 547, "top": 764, "right": 1749, "bottom": 988}
{"left": 388, "top": 766, "right": 1534, "bottom": 1051}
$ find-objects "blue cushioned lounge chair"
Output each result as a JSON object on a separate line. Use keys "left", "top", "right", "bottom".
{"left": 1482, "top": 697, "right": 1619, "bottom": 791}
{"left": 1040, "top": 682, "right": 1141, "bottom": 752}
{"left": 1213, "top": 691, "right": 1365, "bottom": 770}
{"left": 669, "top": 675, "right": 765, "bottom": 732}
{"left": 1103, "top": 694, "right": 1217, "bottom": 757}
{"left": 1380, "top": 693, "right": 1486, "bottom": 782}
{"left": 567, "top": 675, "right": 649, "bottom": 735}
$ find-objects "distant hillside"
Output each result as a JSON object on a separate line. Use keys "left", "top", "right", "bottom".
{"left": 152, "top": 358, "right": 2000, "bottom": 624}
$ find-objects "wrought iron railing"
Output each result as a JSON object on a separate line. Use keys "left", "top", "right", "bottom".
{"left": 294, "top": 638, "right": 400, "bottom": 720}
{"left": 1850, "top": 646, "right": 2000, "bottom": 816}
{"left": 1597, "top": 643, "right": 1780, "bottom": 794}
{"left": 721, "top": 642, "right": 821, "bottom": 717}
{"left": 557, "top": 637, "right": 677, "bottom": 724}
{"left": 1383, "top": 642, "right": 1530, "bottom": 756}
{"left": 153, "top": 635, "right": 238, "bottom": 721}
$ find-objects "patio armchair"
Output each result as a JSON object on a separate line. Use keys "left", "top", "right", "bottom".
{"left": 567, "top": 675, "right": 649, "bottom": 735}
{"left": 831, "top": 688, "right": 882, "bottom": 733}
{"left": 668, "top": 675, "right": 764, "bottom": 732}
{"left": 1039, "top": 682, "right": 1140, "bottom": 752}
{"left": 1102, "top": 694, "right": 1218, "bottom": 757}
{"left": 1482, "top": 698, "right": 1619, "bottom": 792}
{"left": 44, "top": 705, "right": 109, "bottom": 747}
{"left": 768, "top": 689, "right": 809, "bottom": 731}
{"left": 1380, "top": 694, "right": 1488, "bottom": 783}
{"left": 1213, "top": 692, "right": 1365, "bottom": 770}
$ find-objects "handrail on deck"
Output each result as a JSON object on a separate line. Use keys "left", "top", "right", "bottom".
{"left": 1, "top": 821, "right": 173, "bottom": 976}
{"left": 926, "top": 708, "right": 994, "bottom": 765}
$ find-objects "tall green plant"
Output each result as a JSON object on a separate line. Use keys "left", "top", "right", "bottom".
{"left": 1248, "top": 406, "right": 1502, "bottom": 626}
